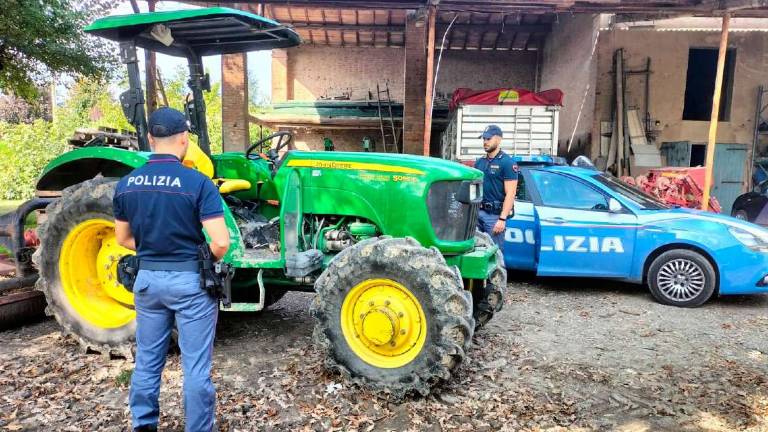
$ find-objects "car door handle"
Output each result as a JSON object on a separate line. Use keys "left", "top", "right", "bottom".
{"left": 542, "top": 217, "right": 566, "bottom": 224}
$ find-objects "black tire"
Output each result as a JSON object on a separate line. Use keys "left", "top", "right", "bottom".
{"left": 310, "top": 236, "right": 474, "bottom": 397}
{"left": 647, "top": 249, "right": 717, "bottom": 307}
{"left": 733, "top": 209, "right": 749, "bottom": 221}
{"left": 472, "top": 230, "right": 507, "bottom": 329}
{"left": 32, "top": 178, "right": 135, "bottom": 357}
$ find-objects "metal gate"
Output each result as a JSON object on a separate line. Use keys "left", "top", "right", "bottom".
{"left": 713, "top": 143, "right": 747, "bottom": 213}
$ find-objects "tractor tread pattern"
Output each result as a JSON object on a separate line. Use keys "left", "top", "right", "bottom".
{"left": 32, "top": 178, "right": 134, "bottom": 359}
{"left": 472, "top": 230, "right": 507, "bottom": 330}
{"left": 310, "top": 236, "right": 474, "bottom": 399}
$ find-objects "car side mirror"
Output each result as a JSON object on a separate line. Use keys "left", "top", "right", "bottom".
{"left": 608, "top": 198, "right": 622, "bottom": 213}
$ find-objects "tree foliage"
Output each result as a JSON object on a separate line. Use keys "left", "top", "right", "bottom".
{"left": 0, "top": 0, "right": 118, "bottom": 100}
{"left": 0, "top": 68, "right": 228, "bottom": 199}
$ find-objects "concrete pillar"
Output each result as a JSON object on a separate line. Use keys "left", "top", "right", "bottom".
{"left": 271, "top": 48, "right": 290, "bottom": 103}
{"left": 402, "top": 9, "right": 427, "bottom": 155}
{"left": 222, "top": 53, "right": 250, "bottom": 152}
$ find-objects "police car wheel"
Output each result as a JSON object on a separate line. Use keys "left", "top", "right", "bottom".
{"left": 733, "top": 210, "right": 748, "bottom": 221}
{"left": 311, "top": 236, "right": 474, "bottom": 398}
{"left": 32, "top": 178, "right": 135, "bottom": 357}
{"left": 647, "top": 249, "right": 716, "bottom": 308}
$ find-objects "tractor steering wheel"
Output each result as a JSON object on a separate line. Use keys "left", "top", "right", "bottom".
{"left": 245, "top": 131, "right": 294, "bottom": 164}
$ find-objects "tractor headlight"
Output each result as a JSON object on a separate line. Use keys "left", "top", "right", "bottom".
{"left": 470, "top": 182, "right": 481, "bottom": 201}
{"left": 729, "top": 226, "right": 768, "bottom": 252}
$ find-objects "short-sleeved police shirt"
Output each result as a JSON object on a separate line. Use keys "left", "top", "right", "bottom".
{"left": 113, "top": 153, "right": 224, "bottom": 263}
{"left": 475, "top": 150, "right": 519, "bottom": 204}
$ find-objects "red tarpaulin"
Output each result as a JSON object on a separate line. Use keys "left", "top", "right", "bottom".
{"left": 449, "top": 88, "right": 564, "bottom": 111}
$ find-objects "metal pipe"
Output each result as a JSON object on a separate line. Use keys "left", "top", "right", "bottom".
{"left": 120, "top": 41, "right": 150, "bottom": 152}
{"left": 0, "top": 275, "right": 39, "bottom": 294}
{"left": 187, "top": 53, "right": 212, "bottom": 156}
{"left": 750, "top": 85, "right": 764, "bottom": 187}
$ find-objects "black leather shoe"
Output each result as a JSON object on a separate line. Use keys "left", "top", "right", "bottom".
{"left": 134, "top": 425, "right": 158, "bottom": 432}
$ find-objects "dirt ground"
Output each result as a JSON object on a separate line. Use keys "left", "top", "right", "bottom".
{"left": 1, "top": 274, "right": 767, "bottom": 431}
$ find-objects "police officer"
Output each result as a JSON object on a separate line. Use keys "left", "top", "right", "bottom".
{"left": 114, "top": 107, "right": 230, "bottom": 432}
{"left": 475, "top": 125, "right": 518, "bottom": 252}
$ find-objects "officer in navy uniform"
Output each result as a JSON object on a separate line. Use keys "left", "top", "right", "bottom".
{"left": 114, "top": 107, "right": 231, "bottom": 432}
{"left": 475, "top": 125, "right": 518, "bottom": 255}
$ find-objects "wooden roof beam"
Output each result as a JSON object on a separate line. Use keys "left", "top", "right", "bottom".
{"left": 289, "top": 22, "right": 551, "bottom": 32}
{"left": 716, "top": 0, "right": 768, "bottom": 10}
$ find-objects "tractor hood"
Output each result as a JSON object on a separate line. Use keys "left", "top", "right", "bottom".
{"left": 85, "top": 7, "right": 300, "bottom": 57}
{"left": 282, "top": 151, "right": 482, "bottom": 181}
{"left": 278, "top": 151, "right": 483, "bottom": 254}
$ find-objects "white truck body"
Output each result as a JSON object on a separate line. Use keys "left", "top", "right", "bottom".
{"left": 441, "top": 104, "right": 560, "bottom": 162}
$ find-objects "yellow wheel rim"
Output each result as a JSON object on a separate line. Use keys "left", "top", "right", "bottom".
{"left": 59, "top": 219, "right": 135, "bottom": 329}
{"left": 340, "top": 278, "right": 427, "bottom": 368}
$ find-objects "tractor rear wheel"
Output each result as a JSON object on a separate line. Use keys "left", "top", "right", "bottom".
{"left": 311, "top": 236, "right": 474, "bottom": 397}
{"left": 472, "top": 231, "right": 507, "bottom": 329}
{"left": 33, "top": 178, "right": 136, "bottom": 356}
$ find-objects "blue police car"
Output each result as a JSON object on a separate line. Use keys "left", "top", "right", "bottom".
{"left": 502, "top": 156, "right": 768, "bottom": 307}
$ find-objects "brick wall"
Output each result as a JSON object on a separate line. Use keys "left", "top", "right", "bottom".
{"left": 402, "top": 10, "right": 427, "bottom": 154}
{"left": 272, "top": 49, "right": 290, "bottom": 102}
{"left": 282, "top": 46, "right": 404, "bottom": 101}
{"left": 222, "top": 53, "right": 250, "bottom": 152}
{"left": 289, "top": 128, "right": 383, "bottom": 151}
{"left": 541, "top": 14, "right": 600, "bottom": 156}
{"left": 434, "top": 49, "right": 538, "bottom": 101}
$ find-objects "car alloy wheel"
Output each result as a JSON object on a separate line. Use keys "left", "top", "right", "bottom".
{"left": 656, "top": 258, "right": 706, "bottom": 302}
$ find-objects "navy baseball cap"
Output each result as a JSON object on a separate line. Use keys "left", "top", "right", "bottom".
{"left": 147, "top": 107, "right": 189, "bottom": 137}
{"left": 479, "top": 124, "right": 503, "bottom": 139}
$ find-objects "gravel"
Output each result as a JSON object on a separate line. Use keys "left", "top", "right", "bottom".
{"left": 1, "top": 274, "right": 767, "bottom": 431}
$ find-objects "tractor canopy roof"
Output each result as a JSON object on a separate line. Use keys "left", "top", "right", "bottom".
{"left": 85, "top": 7, "right": 300, "bottom": 57}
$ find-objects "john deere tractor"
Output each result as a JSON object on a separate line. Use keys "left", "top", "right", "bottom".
{"left": 2, "top": 8, "right": 505, "bottom": 396}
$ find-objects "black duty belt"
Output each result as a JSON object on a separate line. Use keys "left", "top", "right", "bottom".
{"left": 139, "top": 260, "right": 199, "bottom": 273}
{"left": 480, "top": 201, "right": 502, "bottom": 214}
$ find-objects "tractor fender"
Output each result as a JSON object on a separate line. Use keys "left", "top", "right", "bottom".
{"left": 36, "top": 147, "right": 149, "bottom": 193}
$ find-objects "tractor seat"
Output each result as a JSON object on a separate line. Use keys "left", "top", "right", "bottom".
{"left": 180, "top": 141, "right": 251, "bottom": 193}
{"left": 217, "top": 179, "right": 251, "bottom": 194}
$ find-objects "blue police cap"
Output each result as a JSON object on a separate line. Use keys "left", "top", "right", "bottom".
{"left": 147, "top": 107, "right": 190, "bottom": 137}
{"left": 479, "top": 124, "right": 503, "bottom": 139}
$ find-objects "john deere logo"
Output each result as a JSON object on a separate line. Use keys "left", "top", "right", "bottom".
{"left": 498, "top": 90, "right": 520, "bottom": 103}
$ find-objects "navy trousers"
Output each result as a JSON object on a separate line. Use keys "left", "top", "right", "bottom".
{"left": 477, "top": 209, "right": 505, "bottom": 250}
{"left": 130, "top": 270, "right": 218, "bottom": 432}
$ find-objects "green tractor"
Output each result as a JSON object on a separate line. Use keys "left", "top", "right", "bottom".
{"left": 2, "top": 7, "right": 506, "bottom": 396}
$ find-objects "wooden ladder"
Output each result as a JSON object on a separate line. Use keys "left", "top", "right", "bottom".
{"left": 376, "top": 83, "right": 400, "bottom": 153}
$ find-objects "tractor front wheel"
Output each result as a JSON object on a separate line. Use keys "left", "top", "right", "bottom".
{"left": 311, "top": 236, "right": 474, "bottom": 397}
{"left": 33, "top": 178, "right": 135, "bottom": 356}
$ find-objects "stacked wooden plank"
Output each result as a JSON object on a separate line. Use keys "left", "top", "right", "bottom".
{"left": 67, "top": 128, "right": 139, "bottom": 150}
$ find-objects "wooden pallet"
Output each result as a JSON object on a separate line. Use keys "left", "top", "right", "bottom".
{"left": 68, "top": 127, "right": 139, "bottom": 150}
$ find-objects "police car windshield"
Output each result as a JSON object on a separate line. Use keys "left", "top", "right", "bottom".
{"left": 592, "top": 174, "right": 669, "bottom": 210}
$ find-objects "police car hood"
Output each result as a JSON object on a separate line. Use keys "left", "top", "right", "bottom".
{"left": 639, "top": 206, "right": 768, "bottom": 236}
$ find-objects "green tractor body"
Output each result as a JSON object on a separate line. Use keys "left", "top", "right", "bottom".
{"left": 14, "top": 7, "right": 506, "bottom": 396}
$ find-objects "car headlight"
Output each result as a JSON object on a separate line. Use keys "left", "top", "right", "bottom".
{"left": 728, "top": 226, "right": 768, "bottom": 252}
